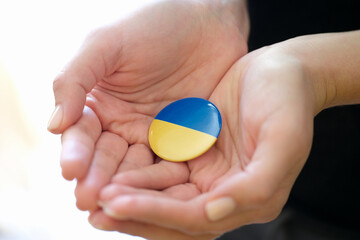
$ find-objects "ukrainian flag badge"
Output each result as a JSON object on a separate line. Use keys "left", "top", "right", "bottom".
{"left": 148, "top": 98, "right": 222, "bottom": 162}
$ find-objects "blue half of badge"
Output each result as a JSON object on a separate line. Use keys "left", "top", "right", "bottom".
{"left": 148, "top": 97, "right": 222, "bottom": 162}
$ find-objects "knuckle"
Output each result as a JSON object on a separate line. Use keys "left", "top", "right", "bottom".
{"left": 111, "top": 173, "right": 129, "bottom": 184}
{"left": 96, "top": 145, "right": 119, "bottom": 162}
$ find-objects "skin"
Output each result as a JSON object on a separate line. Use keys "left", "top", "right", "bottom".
{"left": 50, "top": 0, "right": 248, "bottom": 213}
{"left": 88, "top": 45, "right": 317, "bottom": 240}
{"left": 90, "top": 33, "right": 360, "bottom": 240}
{"left": 48, "top": 0, "right": 360, "bottom": 239}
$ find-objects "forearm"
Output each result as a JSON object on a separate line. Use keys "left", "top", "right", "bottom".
{"left": 278, "top": 31, "right": 360, "bottom": 113}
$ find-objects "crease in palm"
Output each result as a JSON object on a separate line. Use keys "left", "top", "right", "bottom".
{"left": 69, "top": 2, "right": 248, "bottom": 211}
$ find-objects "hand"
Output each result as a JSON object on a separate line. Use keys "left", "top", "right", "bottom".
{"left": 89, "top": 45, "right": 317, "bottom": 239}
{"left": 48, "top": 0, "right": 248, "bottom": 211}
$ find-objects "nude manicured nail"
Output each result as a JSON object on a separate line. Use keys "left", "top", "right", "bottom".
{"left": 47, "top": 105, "right": 63, "bottom": 131}
{"left": 89, "top": 217, "right": 109, "bottom": 231}
{"left": 103, "top": 207, "right": 129, "bottom": 220}
{"left": 205, "top": 197, "right": 236, "bottom": 221}
{"left": 97, "top": 201, "right": 106, "bottom": 208}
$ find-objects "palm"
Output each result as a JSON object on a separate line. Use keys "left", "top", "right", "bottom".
{"left": 65, "top": 0, "right": 248, "bottom": 210}
{"left": 81, "top": 69, "right": 242, "bottom": 208}
{"left": 97, "top": 48, "right": 315, "bottom": 210}
{"left": 89, "top": 0, "right": 246, "bottom": 142}
{"left": 189, "top": 49, "right": 316, "bottom": 198}
{"left": 71, "top": 38, "right": 317, "bottom": 239}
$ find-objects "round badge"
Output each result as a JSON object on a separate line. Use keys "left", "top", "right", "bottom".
{"left": 148, "top": 97, "right": 222, "bottom": 162}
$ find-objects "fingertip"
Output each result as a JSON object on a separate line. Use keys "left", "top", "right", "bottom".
{"left": 60, "top": 147, "right": 87, "bottom": 181}
{"left": 60, "top": 154, "right": 85, "bottom": 181}
{"left": 88, "top": 210, "right": 112, "bottom": 231}
{"left": 76, "top": 198, "right": 97, "bottom": 212}
{"left": 98, "top": 184, "right": 121, "bottom": 202}
{"left": 61, "top": 168, "right": 75, "bottom": 181}
{"left": 47, "top": 105, "right": 64, "bottom": 134}
{"left": 103, "top": 197, "right": 132, "bottom": 221}
{"left": 75, "top": 181, "right": 99, "bottom": 211}
{"left": 60, "top": 140, "right": 92, "bottom": 180}
{"left": 97, "top": 200, "right": 105, "bottom": 208}
{"left": 111, "top": 172, "right": 131, "bottom": 185}
{"left": 60, "top": 156, "right": 88, "bottom": 181}
{"left": 75, "top": 166, "right": 117, "bottom": 211}
{"left": 51, "top": 76, "right": 88, "bottom": 133}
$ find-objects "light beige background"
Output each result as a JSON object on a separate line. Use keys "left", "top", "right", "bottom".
{"left": 0, "top": 1, "right": 151, "bottom": 239}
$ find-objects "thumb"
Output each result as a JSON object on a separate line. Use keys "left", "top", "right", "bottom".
{"left": 205, "top": 115, "right": 312, "bottom": 222}
{"left": 47, "top": 33, "right": 110, "bottom": 134}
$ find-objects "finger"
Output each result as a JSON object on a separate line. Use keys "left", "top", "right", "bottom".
{"left": 101, "top": 194, "right": 214, "bottom": 234}
{"left": 205, "top": 110, "right": 312, "bottom": 221}
{"left": 60, "top": 106, "right": 101, "bottom": 180}
{"left": 99, "top": 183, "right": 200, "bottom": 205}
{"left": 99, "top": 184, "right": 167, "bottom": 204}
{"left": 89, "top": 210, "right": 218, "bottom": 240}
{"left": 117, "top": 143, "right": 154, "bottom": 173}
{"left": 99, "top": 187, "right": 281, "bottom": 235}
{"left": 48, "top": 28, "right": 118, "bottom": 134}
{"left": 162, "top": 183, "right": 201, "bottom": 200}
{"left": 75, "top": 131, "right": 128, "bottom": 211}
{"left": 112, "top": 160, "right": 190, "bottom": 190}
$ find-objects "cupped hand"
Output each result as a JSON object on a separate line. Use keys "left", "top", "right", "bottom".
{"left": 48, "top": 0, "right": 248, "bottom": 211}
{"left": 89, "top": 45, "right": 317, "bottom": 239}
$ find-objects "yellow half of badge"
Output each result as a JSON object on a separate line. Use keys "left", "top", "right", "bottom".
{"left": 149, "top": 119, "right": 217, "bottom": 162}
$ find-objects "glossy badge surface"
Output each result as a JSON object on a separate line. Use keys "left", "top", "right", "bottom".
{"left": 148, "top": 98, "right": 222, "bottom": 162}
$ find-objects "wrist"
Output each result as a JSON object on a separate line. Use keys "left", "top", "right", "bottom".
{"left": 274, "top": 31, "right": 360, "bottom": 114}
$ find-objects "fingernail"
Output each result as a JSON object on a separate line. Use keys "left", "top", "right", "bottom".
{"left": 89, "top": 216, "right": 109, "bottom": 231}
{"left": 47, "top": 105, "right": 63, "bottom": 131}
{"left": 205, "top": 197, "right": 236, "bottom": 221}
{"left": 91, "top": 221, "right": 108, "bottom": 231}
{"left": 97, "top": 201, "right": 105, "bottom": 208}
{"left": 103, "top": 207, "right": 129, "bottom": 220}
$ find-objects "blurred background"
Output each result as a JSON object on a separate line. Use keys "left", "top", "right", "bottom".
{"left": 0, "top": 1, "right": 150, "bottom": 239}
